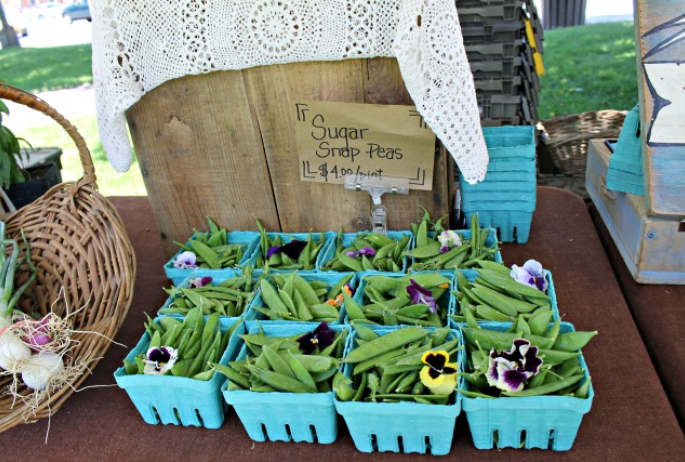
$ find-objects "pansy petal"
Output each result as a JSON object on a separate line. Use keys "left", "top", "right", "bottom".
{"left": 499, "top": 368, "right": 527, "bottom": 393}
{"left": 280, "top": 240, "right": 308, "bottom": 259}
{"left": 422, "top": 350, "right": 449, "bottom": 370}
{"left": 523, "top": 259, "right": 544, "bottom": 276}
{"left": 267, "top": 246, "right": 281, "bottom": 259}
{"left": 346, "top": 250, "right": 357, "bottom": 258}
{"left": 524, "top": 346, "right": 543, "bottom": 375}
{"left": 359, "top": 247, "right": 376, "bottom": 257}
{"left": 509, "top": 265, "right": 531, "bottom": 285}
{"left": 296, "top": 332, "right": 316, "bottom": 354}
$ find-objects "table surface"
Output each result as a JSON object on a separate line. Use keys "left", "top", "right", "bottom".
{"left": 1, "top": 187, "right": 683, "bottom": 461}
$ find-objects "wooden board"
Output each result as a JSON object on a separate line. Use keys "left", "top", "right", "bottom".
{"left": 126, "top": 71, "right": 280, "bottom": 257}
{"left": 586, "top": 139, "right": 685, "bottom": 284}
{"left": 635, "top": 0, "right": 685, "bottom": 216}
{"left": 127, "top": 58, "right": 450, "bottom": 257}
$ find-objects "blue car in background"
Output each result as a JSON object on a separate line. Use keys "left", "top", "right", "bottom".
{"left": 62, "top": 1, "right": 91, "bottom": 24}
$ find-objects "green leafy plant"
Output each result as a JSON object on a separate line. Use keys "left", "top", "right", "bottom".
{"left": 0, "top": 100, "right": 29, "bottom": 189}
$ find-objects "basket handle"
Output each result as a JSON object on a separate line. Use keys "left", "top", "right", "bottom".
{"left": 0, "top": 83, "right": 97, "bottom": 189}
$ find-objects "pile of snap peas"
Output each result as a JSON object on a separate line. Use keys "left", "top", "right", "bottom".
{"left": 334, "top": 325, "right": 461, "bottom": 404}
{"left": 254, "top": 220, "right": 324, "bottom": 270}
{"left": 461, "top": 320, "right": 596, "bottom": 398}
{"left": 450, "top": 262, "right": 554, "bottom": 324}
{"left": 344, "top": 273, "right": 452, "bottom": 327}
{"left": 406, "top": 211, "right": 498, "bottom": 271}
{"left": 320, "top": 228, "right": 411, "bottom": 273}
{"left": 158, "top": 267, "right": 257, "bottom": 317}
{"left": 123, "top": 308, "right": 240, "bottom": 380}
{"left": 252, "top": 272, "right": 353, "bottom": 322}
{"left": 213, "top": 326, "right": 348, "bottom": 393}
{"left": 174, "top": 217, "right": 247, "bottom": 269}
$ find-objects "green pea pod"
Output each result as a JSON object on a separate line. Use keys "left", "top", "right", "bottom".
{"left": 477, "top": 269, "right": 551, "bottom": 301}
{"left": 395, "top": 338, "right": 457, "bottom": 366}
{"left": 416, "top": 218, "right": 428, "bottom": 248}
{"left": 260, "top": 279, "right": 289, "bottom": 315}
{"left": 333, "top": 372, "right": 356, "bottom": 401}
{"left": 462, "top": 327, "right": 520, "bottom": 351}
{"left": 249, "top": 367, "right": 317, "bottom": 393}
{"left": 320, "top": 330, "right": 346, "bottom": 357}
{"left": 353, "top": 347, "right": 406, "bottom": 375}
{"left": 337, "top": 250, "right": 364, "bottom": 272}
{"left": 430, "top": 328, "right": 450, "bottom": 345}
{"left": 263, "top": 343, "right": 296, "bottom": 378}
{"left": 406, "top": 241, "right": 442, "bottom": 259}
{"left": 476, "top": 304, "right": 512, "bottom": 322}
{"left": 476, "top": 260, "right": 510, "bottom": 275}
{"left": 353, "top": 371, "right": 368, "bottom": 401}
{"left": 123, "top": 359, "right": 138, "bottom": 375}
{"left": 373, "top": 242, "right": 396, "bottom": 262}
{"left": 287, "top": 352, "right": 317, "bottom": 390}
{"left": 343, "top": 326, "right": 426, "bottom": 363}
{"left": 373, "top": 393, "right": 449, "bottom": 402}
{"left": 574, "top": 377, "right": 592, "bottom": 399}
{"left": 396, "top": 304, "right": 430, "bottom": 318}
{"left": 158, "top": 316, "right": 183, "bottom": 331}
{"left": 292, "top": 273, "right": 320, "bottom": 306}
{"left": 342, "top": 292, "right": 366, "bottom": 321}
{"left": 309, "top": 303, "right": 340, "bottom": 319}
{"left": 395, "top": 370, "right": 419, "bottom": 394}
{"left": 290, "top": 289, "right": 313, "bottom": 321}
{"left": 190, "top": 240, "right": 221, "bottom": 269}
{"left": 537, "top": 348, "right": 581, "bottom": 366}
{"left": 193, "top": 369, "right": 215, "bottom": 381}
{"left": 352, "top": 321, "right": 379, "bottom": 341}
{"left": 286, "top": 354, "right": 337, "bottom": 373}
{"left": 528, "top": 308, "right": 554, "bottom": 336}
{"left": 515, "top": 316, "right": 532, "bottom": 336}
{"left": 470, "top": 286, "right": 519, "bottom": 317}
{"left": 327, "top": 273, "right": 354, "bottom": 299}
{"left": 311, "top": 366, "right": 340, "bottom": 383}
{"left": 365, "top": 233, "right": 394, "bottom": 248}
{"left": 553, "top": 330, "right": 598, "bottom": 352}
{"left": 502, "top": 374, "right": 584, "bottom": 397}
{"left": 149, "top": 330, "right": 161, "bottom": 349}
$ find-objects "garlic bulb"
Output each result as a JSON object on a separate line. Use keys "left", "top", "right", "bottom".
{"left": 21, "top": 352, "right": 64, "bottom": 390}
{"left": 0, "top": 332, "right": 32, "bottom": 370}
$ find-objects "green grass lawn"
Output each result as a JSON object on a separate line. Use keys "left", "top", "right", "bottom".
{"left": 538, "top": 21, "right": 638, "bottom": 119}
{"left": 19, "top": 116, "right": 146, "bottom": 196}
{"left": 0, "top": 44, "right": 93, "bottom": 93}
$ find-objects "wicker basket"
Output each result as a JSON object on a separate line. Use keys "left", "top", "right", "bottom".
{"left": 0, "top": 84, "right": 136, "bottom": 433}
{"left": 539, "top": 109, "right": 627, "bottom": 174}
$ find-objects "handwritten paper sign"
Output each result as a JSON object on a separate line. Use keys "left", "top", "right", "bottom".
{"left": 295, "top": 101, "right": 437, "bottom": 190}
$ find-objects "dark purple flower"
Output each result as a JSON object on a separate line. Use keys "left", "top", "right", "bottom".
{"left": 267, "top": 239, "right": 308, "bottom": 259}
{"left": 406, "top": 279, "right": 438, "bottom": 313}
{"left": 296, "top": 322, "right": 335, "bottom": 354}
{"left": 143, "top": 346, "right": 178, "bottom": 375}
{"left": 345, "top": 247, "right": 377, "bottom": 258}
{"left": 486, "top": 339, "right": 543, "bottom": 393}
{"left": 189, "top": 276, "right": 213, "bottom": 288}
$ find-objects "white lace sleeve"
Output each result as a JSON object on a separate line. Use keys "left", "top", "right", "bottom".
{"left": 92, "top": 0, "right": 488, "bottom": 183}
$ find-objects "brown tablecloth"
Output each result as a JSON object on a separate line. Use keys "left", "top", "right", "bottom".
{"left": 1, "top": 187, "right": 683, "bottom": 461}
{"left": 590, "top": 205, "right": 685, "bottom": 429}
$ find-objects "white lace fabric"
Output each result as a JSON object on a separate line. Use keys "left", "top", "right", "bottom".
{"left": 92, "top": 0, "right": 488, "bottom": 183}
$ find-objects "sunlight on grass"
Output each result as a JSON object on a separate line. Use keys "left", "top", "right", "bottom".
{"left": 12, "top": 115, "right": 147, "bottom": 197}
{"left": 539, "top": 22, "right": 637, "bottom": 119}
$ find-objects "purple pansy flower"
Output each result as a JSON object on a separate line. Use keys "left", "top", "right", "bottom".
{"left": 486, "top": 339, "right": 543, "bottom": 393}
{"left": 296, "top": 322, "right": 335, "bottom": 354}
{"left": 189, "top": 276, "right": 213, "bottom": 288}
{"left": 143, "top": 346, "right": 179, "bottom": 375}
{"left": 510, "top": 259, "right": 548, "bottom": 292}
{"left": 345, "top": 247, "right": 377, "bottom": 258}
{"left": 173, "top": 251, "right": 198, "bottom": 269}
{"left": 267, "top": 239, "right": 308, "bottom": 259}
{"left": 406, "top": 279, "right": 438, "bottom": 313}
{"left": 437, "top": 230, "right": 462, "bottom": 253}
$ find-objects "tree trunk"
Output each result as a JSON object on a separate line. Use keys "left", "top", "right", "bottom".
{"left": 0, "top": 3, "right": 21, "bottom": 49}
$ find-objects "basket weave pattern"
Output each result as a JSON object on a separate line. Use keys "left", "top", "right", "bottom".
{"left": 539, "top": 109, "right": 627, "bottom": 174}
{"left": 0, "top": 84, "right": 136, "bottom": 433}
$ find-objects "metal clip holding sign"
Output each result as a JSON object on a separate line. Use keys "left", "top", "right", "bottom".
{"left": 344, "top": 176, "right": 410, "bottom": 235}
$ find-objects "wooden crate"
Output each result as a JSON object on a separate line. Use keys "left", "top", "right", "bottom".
{"left": 126, "top": 59, "right": 451, "bottom": 258}
{"left": 635, "top": 0, "right": 685, "bottom": 217}
{"left": 586, "top": 139, "right": 685, "bottom": 284}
